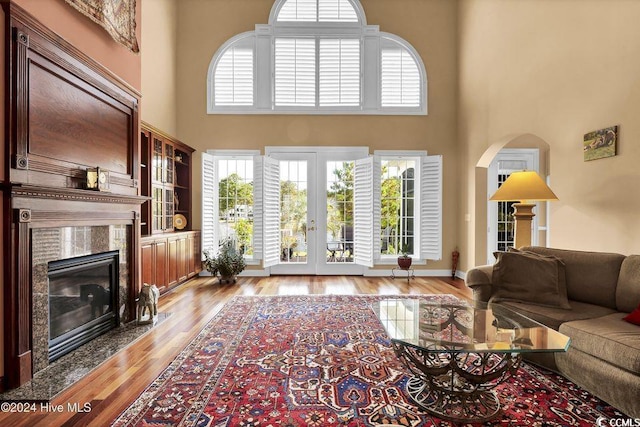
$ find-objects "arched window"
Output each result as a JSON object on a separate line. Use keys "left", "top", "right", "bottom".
{"left": 274, "top": 0, "right": 360, "bottom": 22}
{"left": 207, "top": 0, "right": 427, "bottom": 115}
{"left": 212, "top": 33, "right": 255, "bottom": 106}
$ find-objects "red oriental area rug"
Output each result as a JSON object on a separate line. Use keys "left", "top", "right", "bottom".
{"left": 112, "top": 295, "right": 625, "bottom": 426}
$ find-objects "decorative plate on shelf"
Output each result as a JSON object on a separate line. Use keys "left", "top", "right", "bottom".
{"left": 174, "top": 214, "right": 187, "bottom": 230}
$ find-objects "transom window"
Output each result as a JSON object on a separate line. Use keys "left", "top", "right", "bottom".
{"left": 207, "top": 0, "right": 427, "bottom": 115}
{"left": 276, "top": 0, "right": 359, "bottom": 22}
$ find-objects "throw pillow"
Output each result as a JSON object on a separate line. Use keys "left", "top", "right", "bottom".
{"left": 492, "top": 250, "right": 571, "bottom": 309}
{"left": 623, "top": 303, "right": 640, "bottom": 326}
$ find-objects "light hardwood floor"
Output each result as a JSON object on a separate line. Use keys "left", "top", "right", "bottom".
{"left": 0, "top": 275, "right": 470, "bottom": 427}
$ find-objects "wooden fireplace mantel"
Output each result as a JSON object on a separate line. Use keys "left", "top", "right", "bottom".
{"left": 11, "top": 184, "right": 149, "bottom": 206}
{"left": 2, "top": 3, "right": 143, "bottom": 389}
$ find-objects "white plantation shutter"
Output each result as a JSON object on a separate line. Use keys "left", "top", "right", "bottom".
{"left": 277, "top": 0, "right": 317, "bottom": 22}
{"left": 372, "top": 155, "right": 382, "bottom": 259}
{"left": 420, "top": 155, "right": 443, "bottom": 260}
{"left": 319, "top": 39, "right": 360, "bottom": 106}
{"left": 262, "top": 156, "right": 281, "bottom": 267}
{"left": 319, "top": 0, "right": 359, "bottom": 22}
{"left": 252, "top": 156, "right": 264, "bottom": 259}
{"left": 275, "top": 38, "right": 316, "bottom": 106}
{"left": 277, "top": 0, "right": 358, "bottom": 22}
{"left": 214, "top": 40, "right": 254, "bottom": 106}
{"left": 201, "top": 152, "right": 216, "bottom": 254}
{"left": 354, "top": 156, "right": 374, "bottom": 267}
{"left": 381, "top": 41, "right": 421, "bottom": 107}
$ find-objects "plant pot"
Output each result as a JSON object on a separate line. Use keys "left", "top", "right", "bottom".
{"left": 218, "top": 275, "right": 237, "bottom": 284}
{"left": 397, "top": 256, "right": 412, "bottom": 269}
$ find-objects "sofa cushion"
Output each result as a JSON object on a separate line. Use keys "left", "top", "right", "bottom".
{"left": 617, "top": 255, "right": 640, "bottom": 313}
{"left": 497, "top": 300, "right": 617, "bottom": 330}
{"left": 491, "top": 250, "right": 570, "bottom": 309}
{"left": 560, "top": 313, "right": 640, "bottom": 374}
{"left": 521, "top": 246, "right": 625, "bottom": 309}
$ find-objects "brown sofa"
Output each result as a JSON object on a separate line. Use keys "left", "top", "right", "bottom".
{"left": 466, "top": 246, "right": 640, "bottom": 418}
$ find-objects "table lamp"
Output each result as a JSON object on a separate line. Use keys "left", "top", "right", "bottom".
{"left": 489, "top": 170, "right": 558, "bottom": 249}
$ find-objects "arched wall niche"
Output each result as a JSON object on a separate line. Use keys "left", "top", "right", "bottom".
{"left": 472, "top": 133, "right": 551, "bottom": 266}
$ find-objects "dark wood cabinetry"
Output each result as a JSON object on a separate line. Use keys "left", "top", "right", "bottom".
{"left": 141, "top": 122, "right": 194, "bottom": 236}
{"left": 140, "top": 123, "right": 200, "bottom": 294}
{"left": 141, "top": 232, "right": 201, "bottom": 294}
{"left": 141, "top": 238, "right": 167, "bottom": 292}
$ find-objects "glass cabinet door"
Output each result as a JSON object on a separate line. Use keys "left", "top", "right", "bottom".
{"left": 152, "top": 138, "right": 163, "bottom": 183}
{"left": 151, "top": 140, "right": 176, "bottom": 233}
{"left": 152, "top": 186, "right": 164, "bottom": 231}
{"left": 164, "top": 188, "right": 174, "bottom": 229}
{"left": 165, "top": 143, "right": 174, "bottom": 185}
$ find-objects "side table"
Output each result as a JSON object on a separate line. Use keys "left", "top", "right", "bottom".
{"left": 391, "top": 267, "right": 415, "bottom": 282}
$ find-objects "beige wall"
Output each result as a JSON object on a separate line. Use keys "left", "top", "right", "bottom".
{"left": 174, "top": 0, "right": 460, "bottom": 271}
{"left": 458, "top": 0, "right": 640, "bottom": 270}
{"left": 13, "top": 0, "right": 141, "bottom": 90}
{"left": 141, "top": 0, "right": 178, "bottom": 135}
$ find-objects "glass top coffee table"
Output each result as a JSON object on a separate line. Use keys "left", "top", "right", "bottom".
{"left": 373, "top": 298, "right": 570, "bottom": 422}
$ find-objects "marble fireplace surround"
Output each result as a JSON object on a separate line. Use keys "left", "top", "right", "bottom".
{"left": 31, "top": 225, "right": 132, "bottom": 374}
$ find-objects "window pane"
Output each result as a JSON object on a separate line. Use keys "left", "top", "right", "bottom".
{"left": 320, "top": 39, "right": 360, "bottom": 106}
{"left": 217, "top": 159, "right": 255, "bottom": 256}
{"left": 497, "top": 173, "right": 515, "bottom": 252}
{"left": 380, "top": 159, "right": 416, "bottom": 256}
{"left": 279, "top": 161, "right": 308, "bottom": 263}
{"left": 326, "top": 161, "right": 355, "bottom": 263}
{"left": 214, "top": 47, "right": 254, "bottom": 106}
{"left": 381, "top": 46, "right": 421, "bottom": 107}
{"left": 275, "top": 38, "right": 316, "bottom": 106}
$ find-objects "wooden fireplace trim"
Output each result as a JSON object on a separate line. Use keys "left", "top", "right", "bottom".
{"left": 3, "top": 3, "right": 143, "bottom": 388}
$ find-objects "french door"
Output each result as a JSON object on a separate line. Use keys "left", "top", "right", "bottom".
{"left": 268, "top": 147, "right": 368, "bottom": 275}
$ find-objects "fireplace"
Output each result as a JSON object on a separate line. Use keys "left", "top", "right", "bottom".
{"left": 48, "top": 251, "right": 120, "bottom": 362}
{"left": 31, "top": 225, "right": 133, "bottom": 375}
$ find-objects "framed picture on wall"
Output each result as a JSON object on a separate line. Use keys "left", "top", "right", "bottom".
{"left": 583, "top": 125, "right": 618, "bottom": 161}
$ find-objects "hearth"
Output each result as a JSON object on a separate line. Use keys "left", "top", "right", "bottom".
{"left": 48, "top": 251, "right": 120, "bottom": 362}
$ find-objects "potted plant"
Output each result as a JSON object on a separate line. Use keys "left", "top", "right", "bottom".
{"left": 397, "top": 244, "right": 412, "bottom": 269}
{"left": 281, "top": 235, "right": 298, "bottom": 261}
{"left": 203, "top": 237, "right": 246, "bottom": 284}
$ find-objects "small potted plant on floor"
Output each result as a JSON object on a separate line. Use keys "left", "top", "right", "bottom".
{"left": 397, "top": 244, "right": 412, "bottom": 269}
{"left": 203, "top": 237, "right": 246, "bottom": 284}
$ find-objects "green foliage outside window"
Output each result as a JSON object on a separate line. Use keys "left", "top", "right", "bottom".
{"left": 218, "top": 173, "right": 253, "bottom": 213}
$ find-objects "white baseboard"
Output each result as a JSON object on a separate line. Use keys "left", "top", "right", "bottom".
{"left": 199, "top": 270, "right": 270, "bottom": 277}
{"left": 200, "top": 268, "right": 466, "bottom": 279}
{"left": 363, "top": 268, "right": 452, "bottom": 277}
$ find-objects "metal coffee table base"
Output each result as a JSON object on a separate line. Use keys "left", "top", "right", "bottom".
{"left": 393, "top": 343, "right": 522, "bottom": 423}
{"left": 405, "top": 376, "right": 501, "bottom": 422}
